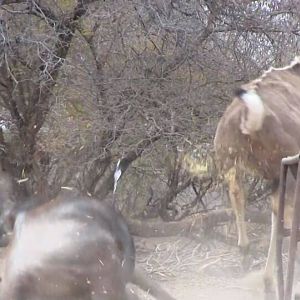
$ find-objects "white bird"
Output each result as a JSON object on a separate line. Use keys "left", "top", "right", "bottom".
{"left": 113, "top": 159, "right": 122, "bottom": 194}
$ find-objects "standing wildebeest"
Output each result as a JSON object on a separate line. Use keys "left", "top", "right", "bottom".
{"left": 0, "top": 190, "right": 175, "bottom": 300}
{"left": 214, "top": 57, "right": 300, "bottom": 293}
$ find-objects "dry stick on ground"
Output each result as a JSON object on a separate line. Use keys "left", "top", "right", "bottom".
{"left": 128, "top": 208, "right": 270, "bottom": 237}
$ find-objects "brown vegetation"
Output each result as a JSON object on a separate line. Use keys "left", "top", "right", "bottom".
{"left": 0, "top": 0, "right": 299, "bottom": 233}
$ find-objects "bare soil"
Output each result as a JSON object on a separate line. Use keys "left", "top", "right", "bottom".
{"left": 1, "top": 221, "right": 300, "bottom": 300}
{"left": 133, "top": 229, "right": 300, "bottom": 300}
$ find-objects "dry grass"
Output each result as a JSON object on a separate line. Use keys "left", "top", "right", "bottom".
{"left": 133, "top": 223, "right": 298, "bottom": 300}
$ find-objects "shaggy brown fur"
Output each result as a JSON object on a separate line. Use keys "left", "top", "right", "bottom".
{"left": 214, "top": 57, "right": 300, "bottom": 295}
{"left": 215, "top": 58, "right": 300, "bottom": 180}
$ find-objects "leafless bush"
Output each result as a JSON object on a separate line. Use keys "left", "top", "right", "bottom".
{"left": 0, "top": 0, "right": 298, "bottom": 217}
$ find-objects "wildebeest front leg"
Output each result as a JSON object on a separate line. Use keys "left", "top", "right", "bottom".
{"left": 225, "top": 167, "right": 249, "bottom": 252}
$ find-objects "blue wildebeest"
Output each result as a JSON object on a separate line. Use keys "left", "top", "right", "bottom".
{"left": 0, "top": 188, "right": 175, "bottom": 300}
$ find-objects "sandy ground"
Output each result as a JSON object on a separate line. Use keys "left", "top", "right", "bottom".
{"left": 1, "top": 224, "right": 299, "bottom": 300}
{"left": 133, "top": 233, "right": 300, "bottom": 300}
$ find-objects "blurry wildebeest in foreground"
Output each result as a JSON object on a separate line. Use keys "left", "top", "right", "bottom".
{"left": 0, "top": 187, "right": 175, "bottom": 300}
{"left": 214, "top": 57, "right": 300, "bottom": 295}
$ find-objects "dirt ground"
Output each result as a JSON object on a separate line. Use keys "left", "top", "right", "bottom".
{"left": 132, "top": 231, "right": 300, "bottom": 300}
{"left": 1, "top": 223, "right": 299, "bottom": 300}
